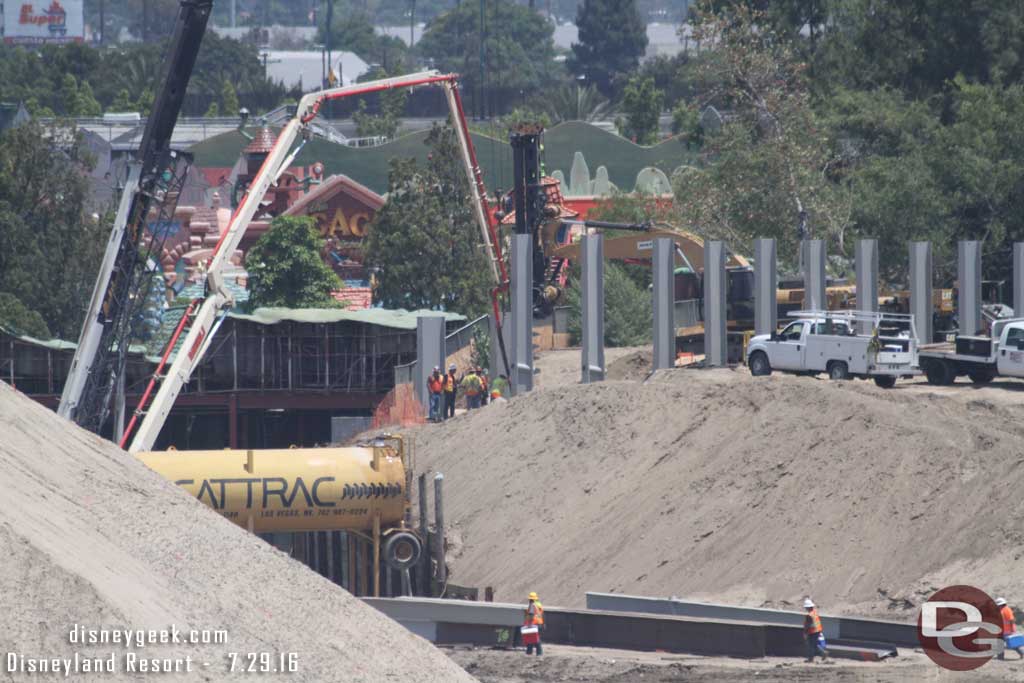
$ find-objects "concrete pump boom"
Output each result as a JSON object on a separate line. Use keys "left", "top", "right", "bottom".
{"left": 125, "top": 71, "right": 504, "bottom": 452}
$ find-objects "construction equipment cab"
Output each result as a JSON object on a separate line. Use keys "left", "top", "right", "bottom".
{"left": 746, "top": 310, "right": 919, "bottom": 388}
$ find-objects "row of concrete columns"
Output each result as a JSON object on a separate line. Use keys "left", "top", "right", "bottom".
{"left": 416, "top": 235, "right": 1024, "bottom": 405}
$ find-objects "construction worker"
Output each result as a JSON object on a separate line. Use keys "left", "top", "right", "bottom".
{"left": 461, "top": 367, "right": 482, "bottom": 410}
{"left": 427, "top": 366, "right": 444, "bottom": 422}
{"left": 479, "top": 368, "right": 489, "bottom": 405}
{"left": 524, "top": 591, "right": 544, "bottom": 656}
{"left": 996, "top": 597, "right": 1024, "bottom": 659}
{"left": 443, "top": 363, "right": 457, "bottom": 419}
{"left": 491, "top": 373, "right": 510, "bottom": 398}
{"left": 803, "top": 598, "right": 828, "bottom": 663}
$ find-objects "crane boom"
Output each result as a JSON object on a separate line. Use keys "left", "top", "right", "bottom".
{"left": 58, "top": 0, "right": 213, "bottom": 433}
{"left": 126, "top": 71, "right": 505, "bottom": 452}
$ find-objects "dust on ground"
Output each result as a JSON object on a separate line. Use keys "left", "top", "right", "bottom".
{"left": 446, "top": 644, "right": 1024, "bottom": 682}
{"left": 409, "top": 348, "right": 1024, "bottom": 621}
{"left": 0, "top": 381, "right": 474, "bottom": 682}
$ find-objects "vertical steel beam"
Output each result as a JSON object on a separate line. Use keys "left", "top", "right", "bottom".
{"left": 653, "top": 237, "right": 675, "bottom": 370}
{"left": 511, "top": 234, "right": 534, "bottom": 394}
{"left": 1015, "top": 243, "right": 1024, "bottom": 316}
{"left": 856, "top": 239, "right": 879, "bottom": 335}
{"left": 704, "top": 241, "right": 727, "bottom": 367}
{"left": 910, "top": 241, "right": 933, "bottom": 344}
{"left": 415, "top": 315, "right": 446, "bottom": 417}
{"left": 803, "top": 239, "right": 826, "bottom": 311}
{"left": 581, "top": 234, "right": 605, "bottom": 383}
{"left": 958, "top": 240, "right": 982, "bottom": 336}
{"left": 754, "top": 238, "right": 777, "bottom": 336}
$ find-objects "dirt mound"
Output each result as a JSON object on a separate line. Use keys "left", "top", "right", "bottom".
{"left": 0, "top": 382, "right": 474, "bottom": 682}
{"left": 606, "top": 348, "right": 653, "bottom": 381}
{"left": 410, "top": 367, "right": 1024, "bottom": 619}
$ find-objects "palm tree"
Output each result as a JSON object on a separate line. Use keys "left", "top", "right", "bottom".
{"left": 542, "top": 83, "right": 610, "bottom": 123}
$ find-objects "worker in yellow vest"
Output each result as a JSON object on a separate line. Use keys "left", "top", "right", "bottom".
{"left": 523, "top": 591, "right": 544, "bottom": 656}
{"left": 803, "top": 598, "right": 828, "bottom": 662}
{"left": 461, "top": 367, "right": 482, "bottom": 410}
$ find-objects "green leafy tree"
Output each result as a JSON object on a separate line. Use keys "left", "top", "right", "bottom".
{"left": 246, "top": 216, "right": 344, "bottom": 309}
{"left": 0, "top": 122, "right": 108, "bottom": 339}
{"left": 417, "top": 2, "right": 558, "bottom": 101}
{"left": 566, "top": 261, "right": 653, "bottom": 347}
{"left": 220, "top": 81, "right": 240, "bottom": 118}
{"left": 0, "top": 292, "right": 51, "bottom": 339}
{"left": 109, "top": 88, "right": 136, "bottom": 112}
{"left": 541, "top": 84, "right": 610, "bottom": 123}
{"left": 672, "top": 7, "right": 848, "bottom": 267}
{"left": 364, "top": 125, "right": 492, "bottom": 315}
{"left": 204, "top": 101, "right": 221, "bottom": 118}
{"left": 317, "top": 13, "right": 408, "bottom": 69}
{"left": 352, "top": 67, "right": 409, "bottom": 139}
{"left": 568, "top": 0, "right": 649, "bottom": 97}
{"left": 618, "top": 75, "right": 664, "bottom": 144}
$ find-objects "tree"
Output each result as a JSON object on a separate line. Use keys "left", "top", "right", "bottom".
{"left": 672, "top": 7, "right": 848, "bottom": 268}
{"left": 617, "top": 75, "right": 664, "bottom": 144}
{"left": 0, "top": 292, "right": 51, "bottom": 339}
{"left": 417, "top": 2, "right": 558, "bottom": 103}
{"left": 541, "top": 84, "right": 610, "bottom": 123}
{"left": 0, "top": 122, "right": 109, "bottom": 339}
{"left": 566, "top": 261, "right": 653, "bottom": 347}
{"left": 220, "top": 81, "right": 240, "bottom": 118}
{"left": 568, "top": 0, "right": 649, "bottom": 97}
{"left": 364, "top": 125, "right": 492, "bottom": 315}
{"left": 352, "top": 67, "right": 409, "bottom": 139}
{"left": 316, "top": 12, "right": 408, "bottom": 69}
{"left": 245, "top": 216, "right": 344, "bottom": 309}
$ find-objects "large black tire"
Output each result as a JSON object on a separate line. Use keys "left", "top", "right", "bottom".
{"left": 749, "top": 351, "right": 772, "bottom": 376}
{"left": 968, "top": 370, "right": 995, "bottom": 384}
{"left": 828, "top": 361, "right": 849, "bottom": 380}
{"left": 383, "top": 531, "right": 422, "bottom": 571}
{"left": 873, "top": 375, "right": 897, "bottom": 389}
{"left": 923, "top": 360, "right": 955, "bottom": 386}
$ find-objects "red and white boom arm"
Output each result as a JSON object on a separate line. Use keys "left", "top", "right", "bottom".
{"left": 126, "top": 70, "right": 504, "bottom": 452}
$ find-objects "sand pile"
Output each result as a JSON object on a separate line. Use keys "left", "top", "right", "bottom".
{"left": 411, "top": 361, "right": 1024, "bottom": 619}
{"left": 0, "top": 382, "right": 474, "bottom": 682}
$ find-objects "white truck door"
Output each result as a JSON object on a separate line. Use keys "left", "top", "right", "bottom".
{"left": 770, "top": 321, "right": 807, "bottom": 370}
{"left": 996, "top": 324, "right": 1024, "bottom": 377}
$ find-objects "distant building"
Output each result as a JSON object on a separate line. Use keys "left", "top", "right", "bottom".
{"left": 262, "top": 50, "right": 369, "bottom": 90}
{"left": 552, "top": 21, "right": 693, "bottom": 61}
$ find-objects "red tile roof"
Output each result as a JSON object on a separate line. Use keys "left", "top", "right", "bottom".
{"left": 243, "top": 127, "right": 277, "bottom": 154}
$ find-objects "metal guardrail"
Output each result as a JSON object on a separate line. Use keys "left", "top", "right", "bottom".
{"left": 392, "top": 315, "right": 489, "bottom": 387}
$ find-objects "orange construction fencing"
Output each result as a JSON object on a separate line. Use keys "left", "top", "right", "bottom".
{"left": 371, "top": 383, "right": 427, "bottom": 430}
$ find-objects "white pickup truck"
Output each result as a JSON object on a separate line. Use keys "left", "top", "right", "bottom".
{"left": 917, "top": 318, "right": 1024, "bottom": 385}
{"left": 746, "top": 310, "right": 919, "bottom": 388}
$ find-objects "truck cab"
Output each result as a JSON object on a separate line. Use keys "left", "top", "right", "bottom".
{"left": 995, "top": 320, "right": 1024, "bottom": 377}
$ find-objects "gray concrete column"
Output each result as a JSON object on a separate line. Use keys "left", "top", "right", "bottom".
{"left": 704, "top": 241, "right": 727, "bottom": 367}
{"left": 910, "top": 241, "right": 933, "bottom": 344}
{"left": 488, "top": 312, "right": 511, "bottom": 379}
{"left": 511, "top": 234, "right": 534, "bottom": 394}
{"left": 653, "top": 237, "right": 675, "bottom": 370}
{"left": 415, "top": 315, "right": 446, "bottom": 416}
{"left": 1014, "top": 243, "right": 1024, "bottom": 316}
{"left": 802, "top": 239, "right": 826, "bottom": 311}
{"left": 581, "top": 234, "right": 605, "bottom": 383}
{"left": 855, "top": 239, "right": 879, "bottom": 335}
{"left": 754, "top": 238, "right": 777, "bottom": 336}
{"left": 958, "top": 240, "right": 982, "bottom": 336}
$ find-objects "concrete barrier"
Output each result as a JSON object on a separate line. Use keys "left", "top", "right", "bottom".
{"left": 585, "top": 592, "right": 917, "bottom": 648}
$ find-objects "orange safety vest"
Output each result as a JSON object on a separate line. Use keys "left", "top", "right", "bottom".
{"left": 428, "top": 376, "right": 443, "bottom": 394}
{"left": 524, "top": 601, "right": 544, "bottom": 626}
{"left": 805, "top": 609, "right": 822, "bottom": 635}
{"left": 445, "top": 374, "right": 455, "bottom": 392}
{"left": 1002, "top": 605, "right": 1017, "bottom": 636}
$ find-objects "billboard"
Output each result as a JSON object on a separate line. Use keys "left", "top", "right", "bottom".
{"left": 3, "top": 1, "right": 84, "bottom": 45}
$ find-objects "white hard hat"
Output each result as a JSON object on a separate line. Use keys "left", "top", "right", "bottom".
{"left": 448, "top": 363, "right": 456, "bottom": 371}
{"left": 803, "top": 599, "right": 815, "bottom": 609}
{"left": 433, "top": 366, "right": 440, "bottom": 372}
{"left": 996, "top": 597, "right": 1007, "bottom": 606}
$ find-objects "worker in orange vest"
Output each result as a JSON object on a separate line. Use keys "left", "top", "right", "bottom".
{"left": 996, "top": 597, "right": 1024, "bottom": 659}
{"left": 523, "top": 591, "right": 544, "bottom": 656}
{"left": 426, "top": 366, "right": 444, "bottom": 422}
{"left": 443, "top": 363, "right": 457, "bottom": 420}
{"left": 803, "top": 598, "right": 828, "bottom": 662}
